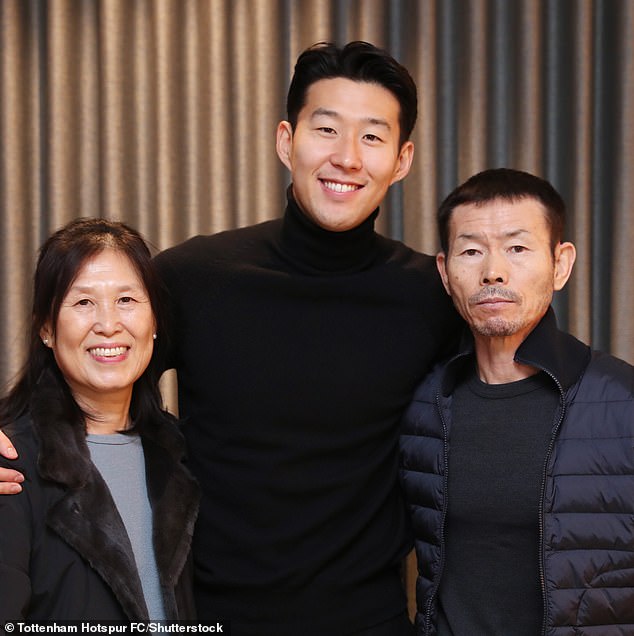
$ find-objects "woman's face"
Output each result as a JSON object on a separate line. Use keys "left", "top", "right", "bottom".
{"left": 41, "top": 249, "right": 156, "bottom": 409}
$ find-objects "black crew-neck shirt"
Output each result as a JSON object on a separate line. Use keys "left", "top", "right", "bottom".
{"left": 437, "top": 365, "right": 559, "bottom": 636}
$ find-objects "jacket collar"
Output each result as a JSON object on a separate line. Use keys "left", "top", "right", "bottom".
{"left": 441, "top": 307, "right": 591, "bottom": 396}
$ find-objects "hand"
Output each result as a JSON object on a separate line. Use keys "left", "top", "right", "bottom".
{"left": 0, "top": 466, "right": 23, "bottom": 493}
{"left": 0, "top": 428, "right": 24, "bottom": 494}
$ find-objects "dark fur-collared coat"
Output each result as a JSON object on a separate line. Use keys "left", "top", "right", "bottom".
{"left": 0, "top": 371, "right": 200, "bottom": 621}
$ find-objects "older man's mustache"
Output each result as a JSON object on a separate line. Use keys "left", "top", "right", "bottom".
{"left": 469, "top": 287, "right": 520, "bottom": 305}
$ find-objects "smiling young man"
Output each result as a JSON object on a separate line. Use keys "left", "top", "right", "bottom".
{"left": 0, "top": 42, "right": 460, "bottom": 635}
{"left": 276, "top": 75, "right": 413, "bottom": 232}
{"left": 400, "top": 168, "right": 634, "bottom": 635}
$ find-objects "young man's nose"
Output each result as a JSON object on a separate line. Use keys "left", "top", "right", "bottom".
{"left": 331, "top": 134, "right": 362, "bottom": 170}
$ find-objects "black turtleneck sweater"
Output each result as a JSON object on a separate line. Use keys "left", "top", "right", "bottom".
{"left": 154, "top": 191, "right": 460, "bottom": 635}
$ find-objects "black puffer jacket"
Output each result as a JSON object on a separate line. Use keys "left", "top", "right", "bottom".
{"left": 0, "top": 370, "right": 200, "bottom": 621}
{"left": 399, "top": 309, "right": 634, "bottom": 635}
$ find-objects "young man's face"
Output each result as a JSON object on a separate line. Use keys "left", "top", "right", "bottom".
{"left": 276, "top": 77, "right": 414, "bottom": 232}
{"left": 436, "top": 197, "right": 575, "bottom": 348}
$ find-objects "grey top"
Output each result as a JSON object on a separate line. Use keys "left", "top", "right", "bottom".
{"left": 87, "top": 432, "right": 166, "bottom": 620}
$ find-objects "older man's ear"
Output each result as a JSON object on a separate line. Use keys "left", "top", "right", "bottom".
{"left": 436, "top": 252, "right": 451, "bottom": 297}
{"left": 553, "top": 241, "right": 576, "bottom": 291}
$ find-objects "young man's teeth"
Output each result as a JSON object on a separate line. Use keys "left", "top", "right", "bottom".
{"left": 324, "top": 181, "right": 358, "bottom": 193}
{"left": 91, "top": 346, "right": 127, "bottom": 357}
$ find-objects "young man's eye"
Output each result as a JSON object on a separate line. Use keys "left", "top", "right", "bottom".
{"left": 317, "top": 127, "right": 336, "bottom": 134}
{"left": 364, "top": 134, "right": 382, "bottom": 142}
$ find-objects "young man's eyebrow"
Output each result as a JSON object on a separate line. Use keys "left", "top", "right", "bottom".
{"left": 310, "top": 107, "right": 391, "bottom": 129}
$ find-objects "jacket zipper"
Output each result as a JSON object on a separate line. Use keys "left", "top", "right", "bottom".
{"left": 536, "top": 367, "right": 566, "bottom": 636}
{"left": 426, "top": 362, "right": 567, "bottom": 636}
{"left": 423, "top": 391, "right": 451, "bottom": 636}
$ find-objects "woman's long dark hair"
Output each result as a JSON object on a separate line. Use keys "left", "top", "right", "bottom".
{"left": 0, "top": 218, "right": 172, "bottom": 433}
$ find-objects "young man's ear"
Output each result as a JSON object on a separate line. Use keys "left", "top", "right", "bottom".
{"left": 276, "top": 121, "right": 294, "bottom": 172}
{"left": 553, "top": 241, "right": 576, "bottom": 291}
{"left": 389, "top": 141, "right": 415, "bottom": 186}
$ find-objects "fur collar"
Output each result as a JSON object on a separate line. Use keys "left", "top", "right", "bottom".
{"left": 29, "top": 369, "right": 199, "bottom": 619}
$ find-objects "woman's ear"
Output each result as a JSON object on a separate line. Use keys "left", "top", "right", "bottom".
{"left": 40, "top": 323, "right": 53, "bottom": 347}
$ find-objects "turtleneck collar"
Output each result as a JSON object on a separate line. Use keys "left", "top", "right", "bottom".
{"left": 278, "top": 186, "right": 381, "bottom": 274}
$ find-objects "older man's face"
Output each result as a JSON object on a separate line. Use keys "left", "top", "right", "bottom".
{"left": 436, "top": 197, "right": 573, "bottom": 348}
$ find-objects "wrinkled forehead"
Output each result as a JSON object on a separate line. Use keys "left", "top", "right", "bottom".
{"left": 449, "top": 197, "right": 549, "bottom": 235}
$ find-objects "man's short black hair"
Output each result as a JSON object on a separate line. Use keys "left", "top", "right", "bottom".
{"left": 438, "top": 168, "right": 566, "bottom": 253}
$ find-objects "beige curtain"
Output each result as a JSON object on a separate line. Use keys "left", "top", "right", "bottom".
{"left": 3, "top": 0, "right": 634, "bottom": 377}
{"left": 2, "top": 0, "right": 634, "bottom": 614}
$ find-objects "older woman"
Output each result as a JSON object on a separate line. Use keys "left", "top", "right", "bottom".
{"left": 0, "top": 218, "right": 199, "bottom": 621}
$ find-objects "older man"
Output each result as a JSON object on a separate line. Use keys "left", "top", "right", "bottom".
{"left": 400, "top": 168, "right": 634, "bottom": 635}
